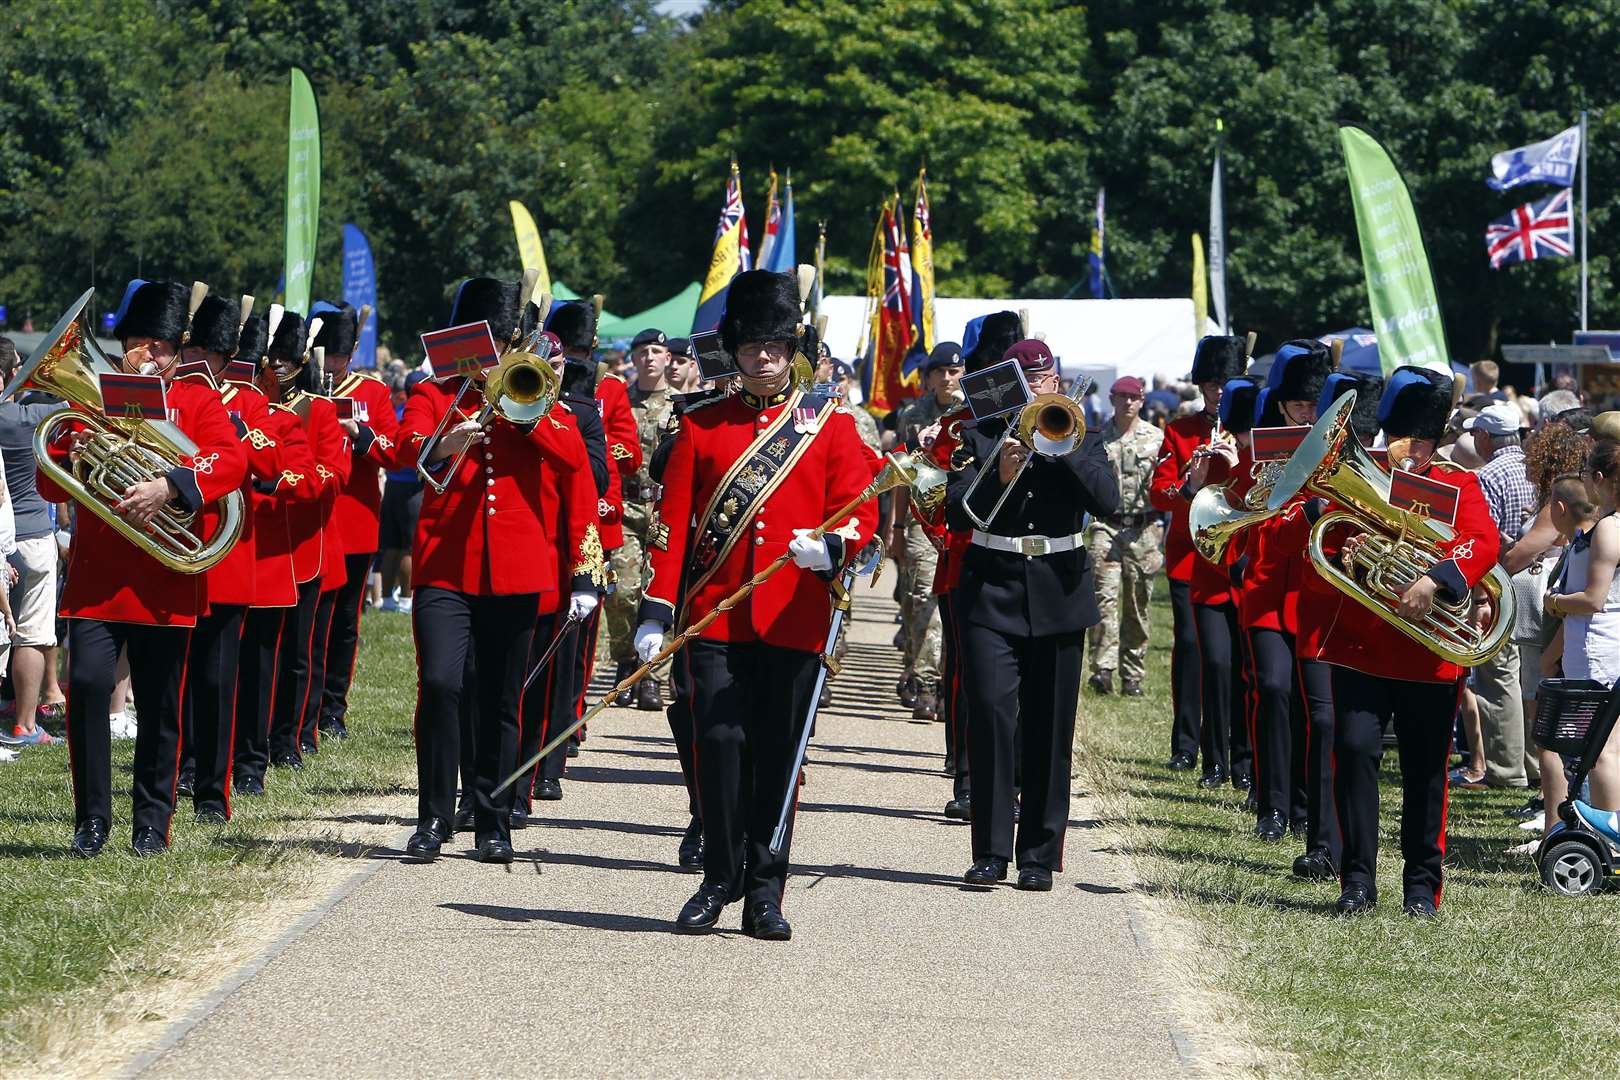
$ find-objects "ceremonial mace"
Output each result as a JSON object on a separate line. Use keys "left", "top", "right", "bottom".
{"left": 493, "top": 450, "right": 944, "bottom": 796}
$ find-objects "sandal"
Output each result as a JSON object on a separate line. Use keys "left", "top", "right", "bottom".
{"left": 1448, "top": 766, "right": 1487, "bottom": 788}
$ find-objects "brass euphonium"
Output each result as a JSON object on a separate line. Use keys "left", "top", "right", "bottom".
{"left": 1189, "top": 453, "right": 1290, "bottom": 563}
{"left": 414, "top": 329, "right": 562, "bottom": 494}
{"left": 1266, "top": 391, "right": 1515, "bottom": 667}
{"left": 5, "top": 289, "right": 244, "bottom": 573}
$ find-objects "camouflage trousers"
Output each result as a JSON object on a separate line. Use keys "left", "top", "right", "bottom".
{"left": 1086, "top": 520, "right": 1163, "bottom": 683}
{"left": 604, "top": 524, "right": 672, "bottom": 680}
{"left": 898, "top": 522, "right": 942, "bottom": 687}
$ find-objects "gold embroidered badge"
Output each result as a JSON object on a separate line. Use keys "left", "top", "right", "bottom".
{"left": 573, "top": 523, "right": 609, "bottom": 587}
{"left": 246, "top": 428, "right": 276, "bottom": 450}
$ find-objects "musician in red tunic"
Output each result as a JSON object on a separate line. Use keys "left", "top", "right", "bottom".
{"left": 1149, "top": 335, "right": 1249, "bottom": 785}
{"left": 398, "top": 278, "right": 603, "bottom": 864}
{"left": 310, "top": 300, "right": 398, "bottom": 741}
{"left": 1299, "top": 367, "right": 1499, "bottom": 917}
{"left": 635, "top": 270, "right": 879, "bottom": 940}
{"left": 41, "top": 280, "right": 247, "bottom": 857}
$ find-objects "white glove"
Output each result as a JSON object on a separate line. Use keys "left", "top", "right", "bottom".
{"left": 634, "top": 621, "right": 665, "bottom": 663}
{"left": 789, "top": 530, "right": 834, "bottom": 572}
{"left": 568, "top": 591, "right": 598, "bottom": 621}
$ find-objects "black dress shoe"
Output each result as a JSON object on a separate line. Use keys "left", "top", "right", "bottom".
{"left": 1121, "top": 679, "right": 1144, "bottom": 697}
{"left": 566, "top": 741, "right": 580, "bottom": 758}
{"left": 676, "top": 881, "right": 734, "bottom": 930}
{"left": 609, "top": 661, "right": 637, "bottom": 707}
{"left": 319, "top": 718, "right": 349, "bottom": 741}
{"left": 536, "top": 778, "right": 563, "bottom": 801}
{"left": 272, "top": 752, "right": 302, "bottom": 770}
{"left": 1290, "top": 817, "right": 1309, "bottom": 839}
{"left": 1016, "top": 866, "right": 1054, "bottom": 891}
{"left": 677, "top": 817, "right": 704, "bottom": 870}
{"left": 131, "top": 826, "right": 168, "bottom": 857}
{"left": 299, "top": 740, "right": 318, "bottom": 757}
{"left": 1335, "top": 883, "right": 1376, "bottom": 916}
{"left": 1087, "top": 670, "right": 1114, "bottom": 695}
{"left": 1403, "top": 894, "right": 1437, "bottom": 919}
{"left": 1232, "top": 773, "right": 1253, "bottom": 793}
{"left": 195, "top": 807, "right": 229, "bottom": 826}
{"left": 740, "top": 900, "right": 792, "bottom": 941}
{"left": 477, "top": 839, "right": 514, "bottom": 864}
{"left": 963, "top": 856, "right": 1008, "bottom": 885}
{"left": 897, "top": 674, "right": 919, "bottom": 709}
{"left": 453, "top": 808, "right": 476, "bottom": 833}
{"left": 71, "top": 818, "right": 109, "bottom": 859}
{"left": 405, "top": 817, "right": 450, "bottom": 862}
{"left": 234, "top": 775, "right": 266, "bottom": 796}
{"left": 176, "top": 767, "right": 196, "bottom": 798}
{"left": 1255, "top": 810, "right": 1286, "bottom": 843}
{"left": 634, "top": 677, "right": 663, "bottom": 711}
{"left": 817, "top": 682, "right": 831, "bottom": 709}
{"left": 1242, "top": 790, "right": 1259, "bottom": 814}
{"left": 1197, "top": 767, "right": 1228, "bottom": 789}
{"left": 1166, "top": 752, "right": 1197, "bottom": 771}
{"left": 509, "top": 805, "right": 529, "bottom": 829}
{"left": 943, "top": 798, "right": 971, "bottom": 820}
{"left": 1291, "top": 848, "right": 1336, "bottom": 880}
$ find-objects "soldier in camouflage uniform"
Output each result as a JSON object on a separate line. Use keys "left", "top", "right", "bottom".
{"left": 608, "top": 328, "right": 678, "bottom": 709}
{"left": 890, "top": 343, "right": 965, "bottom": 720}
{"left": 1086, "top": 376, "right": 1165, "bottom": 696}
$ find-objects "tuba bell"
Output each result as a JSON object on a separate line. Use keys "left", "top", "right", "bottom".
{"left": 1267, "top": 391, "right": 1515, "bottom": 667}
{"left": 5, "top": 289, "right": 244, "bottom": 573}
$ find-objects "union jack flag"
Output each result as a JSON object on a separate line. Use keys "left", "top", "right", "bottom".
{"left": 1486, "top": 188, "right": 1573, "bottom": 269}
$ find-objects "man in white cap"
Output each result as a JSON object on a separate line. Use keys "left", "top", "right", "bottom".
{"left": 1465, "top": 399, "right": 1535, "bottom": 791}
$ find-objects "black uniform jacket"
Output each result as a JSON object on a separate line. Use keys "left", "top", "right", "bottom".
{"left": 944, "top": 418, "right": 1119, "bottom": 637}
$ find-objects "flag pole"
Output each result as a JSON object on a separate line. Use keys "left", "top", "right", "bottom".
{"left": 1580, "top": 108, "right": 1589, "bottom": 331}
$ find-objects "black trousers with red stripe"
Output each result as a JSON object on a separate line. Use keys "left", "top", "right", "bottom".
{"left": 939, "top": 590, "right": 970, "bottom": 802}
{"left": 1248, "top": 628, "right": 1306, "bottom": 823}
{"left": 66, "top": 618, "right": 188, "bottom": 836}
{"left": 1167, "top": 580, "right": 1201, "bottom": 760}
{"left": 536, "top": 609, "right": 592, "bottom": 786}
{"left": 514, "top": 611, "right": 562, "bottom": 814}
{"left": 184, "top": 603, "right": 246, "bottom": 817}
{"left": 1297, "top": 658, "right": 1340, "bottom": 861}
{"left": 412, "top": 587, "right": 538, "bottom": 843}
{"left": 303, "top": 587, "right": 340, "bottom": 752}
{"left": 319, "top": 551, "right": 373, "bottom": 732}
{"left": 685, "top": 638, "right": 819, "bottom": 908}
{"left": 270, "top": 580, "right": 321, "bottom": 763}
{"left": 666, "top": 653, "right": 700, "bottom": 820}
{"left": 233, "top": 605, "right": 286, "bottom": 787}
{"left": 1331, "top": 667, "right": 1458, "bottom": 904}
{"left": 1193, "top": 601, "right": 1249, "bottom": 781}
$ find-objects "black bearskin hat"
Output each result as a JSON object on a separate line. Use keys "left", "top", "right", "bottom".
{"left": 112, "top": 279, "right": 189, "bottom": 345}
{"left": 236, "top": 314, "right": 269, "bottom": 368}
{"left": 309, "top": 300, "right": 359, "bottom": 355}
{"left": 963, "top": 311, "right": 1023, "bottom": 374}
{"left": 449, "top": 278, "right": 522, "bottom": 345}
{"left": 1377, "top": 366, "right": 1454, "bottom": 441}
{"left": 266, "top": 310, "right": 308, "bottom": 364}
{"left": 1318, "top": 371, "right": 1384, "bottom": 443}
{"left": 548, "top": 300, "right": 600, "bottom": 354}
{"left": 1190, "top": 335, "right": 1248, "bottom": 385}
{"left": 719, "top": 270, "right": 800, "bottom": 356}
{"left": 1268, "top": 339, "right": 1333, "bottom": 404}
{"left": 187, "top": 295, "right": 241, "bottom": 356}
{"left": 1218, "top": 377, "right": 1262, "bottom": 435}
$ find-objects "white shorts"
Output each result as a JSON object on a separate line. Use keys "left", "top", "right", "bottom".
{"left": 9, "top": 536, "right": 58, "bottom": 647}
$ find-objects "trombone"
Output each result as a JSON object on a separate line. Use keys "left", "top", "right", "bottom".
{"left": 958, "top": 379, "right": 1091, "bottom": 531}
{"left": 415, "top": 330, "right": 561, "bottom": 493}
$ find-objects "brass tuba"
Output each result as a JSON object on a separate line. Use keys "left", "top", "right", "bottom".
{"left": 1266, "top": 391, "right": 1515, "bottom": 667}
{"left": 6, "top": 289, "right": 244, "bottom": 573}
{"left": 1189, "top": 453, "right": 1292, "bottom": 564}
{"left": 414, "top": 328, "right": 561, "bottom": 494}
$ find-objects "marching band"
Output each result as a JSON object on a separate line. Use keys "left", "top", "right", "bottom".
{"left": 15, "top": 265, "right": 1525, "bottom": 931}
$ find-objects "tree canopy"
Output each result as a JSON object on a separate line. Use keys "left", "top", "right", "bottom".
{"left": 0, "top": 0, "right": 1616, "bottom": 366}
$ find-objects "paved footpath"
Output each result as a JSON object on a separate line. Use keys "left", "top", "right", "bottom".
{"left": 138, "top": 586, "right": 1192, "bottom": 1078}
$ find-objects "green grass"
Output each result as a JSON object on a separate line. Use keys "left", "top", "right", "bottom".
{"left": 1079, "top": 597, "right": 1620, "bottom": 1079}
{"left": 0, "top": 609, "right": 419, "bottom": 1068}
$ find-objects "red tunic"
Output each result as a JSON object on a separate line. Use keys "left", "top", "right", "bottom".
{"left": 594, "top": 373, "right": 640, "bottom": 552}
{"left": 185, "top": 378, "right": 283, "bottom": 608}
{"left": 1298, "top": 463, "right": 1499, "bottom": 683}
{"left": 250, "top": 403, "right": 319, "bottom": 607}
{"left": 645, "top": 392, "right": 880, "bottom": 652}
{"left": 285, "top": 397, "right": 351, "bottom": 586}
{"left": 1149, "top": 411, "right": 1233, "bottom": 599}
{"left": 400, "top": 378, "right": 598, "bottom": 599}
{"left": 329, "top": 370, "right": 398, "bottom": 557}
{"left": 39, "top": 379, "right": 248, "bottom": 627}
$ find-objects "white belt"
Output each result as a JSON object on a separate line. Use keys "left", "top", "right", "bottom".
{"left": 969, "top": 529, "right": 1084, "bottom": 557}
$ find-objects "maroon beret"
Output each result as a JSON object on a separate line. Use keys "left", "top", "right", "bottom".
{"left": 1002, "top": 339, "right": 1055, "bottom": 373}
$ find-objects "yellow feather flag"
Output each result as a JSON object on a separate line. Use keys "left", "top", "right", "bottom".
{"left": 509, "top": 200, "right": 552, "bottom": 299}
{"left": 1191, "top": 232, "right": 1208, "bottom": 338}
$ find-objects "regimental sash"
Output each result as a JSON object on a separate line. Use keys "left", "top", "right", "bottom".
{"left": 677, "top": 388, "right": 836, "bottom": 626}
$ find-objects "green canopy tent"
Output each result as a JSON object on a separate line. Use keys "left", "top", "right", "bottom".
{"left": 549, "top": 281, "right": 702, "bottom": 342}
